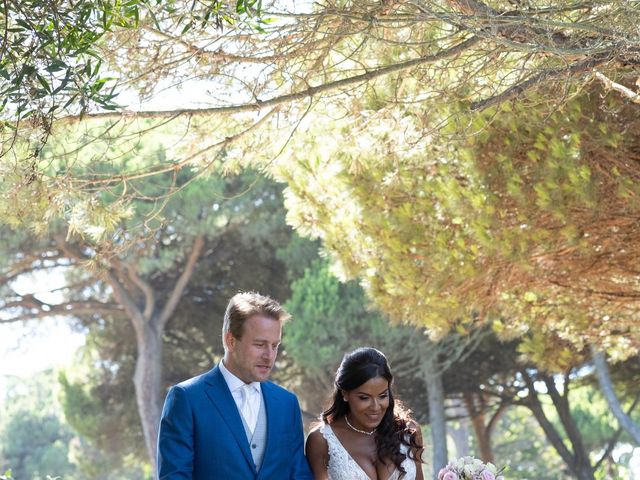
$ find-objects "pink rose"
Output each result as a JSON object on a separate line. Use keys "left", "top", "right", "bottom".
{"left": 442, "top": 472, "right": 458, "bottom": 480}
{"left": 480, "top": 470, "right": 495, "bottom": 480}
{"left": 437, "top": 468, "right": 448, "bottom": 480}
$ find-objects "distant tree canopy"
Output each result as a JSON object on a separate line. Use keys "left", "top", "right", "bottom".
{"left": 284, "top": 259, "right": 429, "bottom": 417}
{"left": 0, "top": 371, "right": 76, "bottom": 479}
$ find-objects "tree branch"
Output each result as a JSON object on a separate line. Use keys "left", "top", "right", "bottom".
{"left": 53, "top": 235, "right": 145, "bottom": 337}
{"left": 104, "top": 261, "right": 146, "bottom": 338}
{"left": 157, "top": 234, "right": 205, "bottom": 330}
{"left": 594, "top": 393, "right": 640, "bottom": 469}
{"left": 57, "top": 36, "right": 480, "bottom": 124}
{"left": 140, "top": 25, "right": 307, "bottom": 65}
{"left": 0, "top": 301, "right": 123, "bottom": 323}
{"left": 0, "top": 250, "right": 72, "bottom": 284}
{"left": 470, "top": 54, "right": 612, "bottom": 111}
{"left": 114, "top": 259, "right": 155, "bottom": 321}
{"left": 76, "top": 107, "right": 279, "bottom": 188}
{"left": 485, "top": 399, "right": 507, "bottom": 435}
{"left": 521, "top": 370, "right": 576, "bottom": 468}
{"left": 543, "top": 373, "right": 589, "bottom": 463}
{"left": 591, "top": 346, "right": 640, "bottom": 445}
{"left": 594, "top": 71, "right": 640, "bottom": 104}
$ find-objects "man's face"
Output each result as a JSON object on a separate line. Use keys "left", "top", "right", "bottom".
{"left": 224, "top": 315, "right": 282, "bottom": 383}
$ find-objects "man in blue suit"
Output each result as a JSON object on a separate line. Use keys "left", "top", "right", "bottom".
{"left": 157, "top": 292, "right": 313, "bottom": 479}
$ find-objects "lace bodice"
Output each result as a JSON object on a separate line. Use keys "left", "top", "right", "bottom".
{"left": 319, "top": 423, "right": 417, "bottom": 480}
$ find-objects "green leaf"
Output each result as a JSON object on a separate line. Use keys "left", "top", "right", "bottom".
{"left": 35, "top": 73, "right": 52, "bottom": 93}
{"left": 180, "top": 21, "right": 193, "bottom": 35}
{"left": 44, "top": 59, "right": 67, "bottom": 73}
{"left": 51, "top": 70, "right": 72, "bottom": 95}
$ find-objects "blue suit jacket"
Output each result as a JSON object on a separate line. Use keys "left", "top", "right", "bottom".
{"left": 157, "top": 365, "right": 313, "bottom": 479}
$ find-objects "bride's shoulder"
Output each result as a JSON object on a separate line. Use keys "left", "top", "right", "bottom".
{"left": 307, "top": 422, "right": 330, "bottom": 442}
{"left": 308, "top": 421, "right": 330, "bottom": 435}
{"left": 306, "top": 426, "right": 330, "bottom": 461}
{"left": 306, "top": 424, "right": 331, "bottom": 479}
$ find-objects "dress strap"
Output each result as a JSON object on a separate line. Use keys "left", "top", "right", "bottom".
{"left": 319, "top": 423, "right": 372, "bottom": 480}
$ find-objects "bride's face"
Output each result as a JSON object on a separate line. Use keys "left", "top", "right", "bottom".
{"left": 344, "top": 376, "right": 390, "bottom": 431}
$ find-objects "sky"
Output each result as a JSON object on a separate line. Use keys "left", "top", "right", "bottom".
{"left": 0, "top": 270, "right": 85, "bottom": 400}
{"left": 0, "top": 317, "right": 85, "bottom": 398}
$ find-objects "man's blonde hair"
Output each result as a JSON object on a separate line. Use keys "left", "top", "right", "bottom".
{"left": 222, "top": 292, "right": 290, "bottom": 350}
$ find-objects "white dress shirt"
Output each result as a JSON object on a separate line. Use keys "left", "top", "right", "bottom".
{"left": 219, "top": 360, "right": 262, "bottom": 434}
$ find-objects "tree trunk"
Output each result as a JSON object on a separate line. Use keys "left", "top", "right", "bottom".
{"left": 542, "top": 373, "right": 594, "bottom": 480}
{"left": 133, "top": 322, "right": 164, "bottom": 479}
{"left": 46, "top": 234, "right": 206, "bottom": 477}
{"left": 591, "top": 345, "right": 640, "bottom": 445}
{"left": 420, "top": 341, "right": 448, "bottom": 477}
{"left": 108, "top": 234, "right": 205, "bottom": 474}
{"left": 522, "top": 370, "right": 595, "bottom": 480}
{"left": 463, "top": 392, "right": 494, "bottom": 463}
{"left": 448, "top": 397, "right": 470, "bottom": 458}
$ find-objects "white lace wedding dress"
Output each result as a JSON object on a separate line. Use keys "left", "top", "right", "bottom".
{"left": 319, "top": 423, "right": 417, "bottom": 480}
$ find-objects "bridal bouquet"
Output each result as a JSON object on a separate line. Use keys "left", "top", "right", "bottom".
{"left": 438, "top": 456, "right": 505, "bottom": 480}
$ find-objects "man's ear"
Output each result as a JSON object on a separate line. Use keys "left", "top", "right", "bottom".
{"left": 224, "top": 331, "right": 235, "bottom": 351}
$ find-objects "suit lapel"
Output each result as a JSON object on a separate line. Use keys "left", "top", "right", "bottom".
{"left": 259, "top": 382, "right": 277, "bottom": 471}
{"left": 203, "top": 365, "right": 256, "bottom": 473}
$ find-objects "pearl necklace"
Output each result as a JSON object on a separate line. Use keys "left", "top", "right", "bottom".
{"left": 345, "top": 415, "right": 377, "bottom": 436}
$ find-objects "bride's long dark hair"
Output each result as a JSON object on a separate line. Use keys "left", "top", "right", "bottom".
{"left": 321, "top": 347, "right": 423, "bottom": 476}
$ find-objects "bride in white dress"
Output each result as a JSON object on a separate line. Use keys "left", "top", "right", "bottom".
{"left": 306, "top": 348, "right": 424, "bottom": 480}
